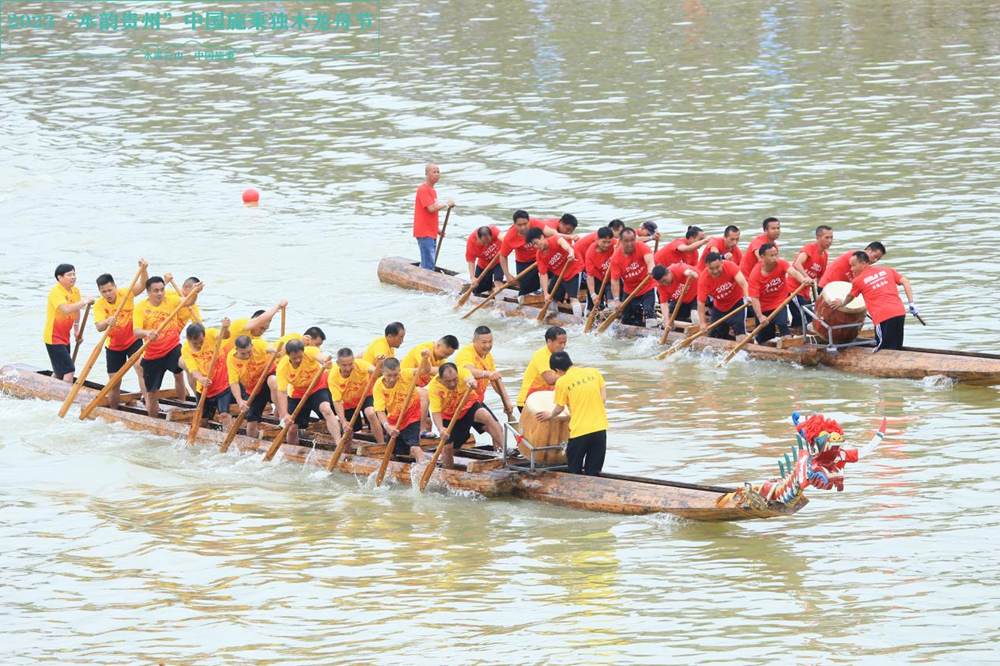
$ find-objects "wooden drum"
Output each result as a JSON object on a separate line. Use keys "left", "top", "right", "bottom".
{"left": 518, "top": 391, "right": 570, "bottom": 464}
{"left": 814, "top": 281, "right": 867, "bottom": 344}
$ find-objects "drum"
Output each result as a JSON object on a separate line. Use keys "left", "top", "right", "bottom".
{"left": 518, "top": 391, "right": 570, "bottom": 464}
{"left": 814, "top": 281, "right": 867, "bottom": 344}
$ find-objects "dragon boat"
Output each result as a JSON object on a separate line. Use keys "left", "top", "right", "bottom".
{"left": 0, "top": 364, "right": 882, "bottom": 522}
{"left": 378, "top": 256, "right": 1000, "bottom": 385}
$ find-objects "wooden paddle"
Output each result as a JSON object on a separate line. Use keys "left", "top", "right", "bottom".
{"left": 653, "top": 236, "right": 660, "bottom": 253}
{"left": 186, "top": 325, "right": 227, "bottom": 445}
{"left": 454, "top": 254, "right": 500, "bottom": 311}
{"left": 168, "top": 278, "right": 201, "bottom": 325}
{"left": 78, "top": 289, "right": 200, "bottom": 421}
{"left": 71, "top": 302, "right": 92, "bottom": 364}
{"left": 718, "top": 284, "right": 809, "bottom": 366}
{"left": 658, "top": 275, "right": 693, "bottom": 346}
{"left": 59, "top": 266, "right": 144, "bottom": 418}
{"left": 432, "top": 205, "right": 454, "bottom": 268}
{"left": 536, "top": 258, "right": 572, "bottom": 322}
{"left": 326, "top": 358, "right": 384, "bottom": 472}
{"left": 280, "top": 304, "right": 286, "bottom": 337}
{"left": 419, "top": 384, "right": 475, "bottom": 492}
{"left": 220, "top": 343, "right": 284, "bottom": 454}
{"left": 461, "top": 262, "right": 537, "bottom": 320}
{"left": 658, "top": 301, "right": 750, "bottom": 360}
{"left": 263, "top": 364, "right": 327, "bottom": 462}
{"left": 493, "top": 378, "right": 516, "bottom": 423}
{"left": 596, "top": 274, "right": 654, "bottom": 334}
{"left": 583, "top": 269, "right": 612, "bottom": 334}
{"left": 375, "top": 373, "right": 421, "bottom": 487}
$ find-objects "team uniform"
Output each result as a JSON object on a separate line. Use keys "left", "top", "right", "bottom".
{"left": 609, "top": 242, "right": 655, "bottom": 326}
{"left": 43, "top": 284, "right": 82, "bottom": 377}
{"left": 362, "top": 336, "right": 395, "bottom": 365}
{"left": 819, "top": 250, "right": 857, "bottom": 289}
{"left": 132, "top": 292, "right": 187, "bottom": 392}
{"left": 740, "top": 233, "right": 778, "bottom": 278}
{"left": 276, "top": 347, "right": 331, "bottom": 429}
{"left": 585, "top": 242, "right": 616, "bottom": 310}
{"left": 94, "top": 288, "right": 143, "bottom": 375}
{"left": 181, "top": 328, "right": 233, "bottom": 419}
{"left": 788, "top": 242, "right": 829, "bottom": 329}
{"left": 553, "top": 367, "right": 609, "bottom": 475}
{"left": 850, "top": 266, "right": 907, "bottom": 352}
{"left": 697, "top": 260, "right": 747, "bottom": 339}
{"left": 747, "top": 259, "right": 792, "bottom": 343}
{"left": 373, "top": 368, "right": 422, "bottom": 454}
{"left": 697, "top": 237, "right": 743, "bottom": 270}
{"left": 500, "top": 218, "right": 546, "bottom": 296}
{"left": 655, "top": 263, "right": 699, "bottom": 323}
{"left": 229, "top": 317, "right": 263, "bottom": 341}
{"left": 517, "top": 346, "right": 555, "bottom": 410}
{"left": 328, "top": 358, "right": 375, "bottom": 424}
{"left": 400, "top": 341, "right": 449, "bottom": 387}
{"left": 536, "top": 236, "right": 582, "bottom": 304}
{"left": 227, "top": 338, "right": 275, "bottom": 423}
{"left": 654, "top": 238, "right": 699, "bottom": 268}
{"left": 466, "top": 226, "right": 504, "bottom": 294}
{"left": 427, "top": 368, "right": 482, "bottom": 449}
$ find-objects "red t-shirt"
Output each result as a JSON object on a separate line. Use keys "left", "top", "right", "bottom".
{"left": 585, "top": 242, "right": 616, "bottom": 282}
{"left": 501, "top": 218, "right": 546, "bottom": 263}
{"left": 748, "top": 258, "right": 791, "bottom": 311}
{"left": 574, "top": 231, "right": 599, "bottom": 266}
{"left": 787, "top": 242, "right": 828, "bottom": 299}
{"left": 698, "top": 236, "right": 743, "bottom": 270}
{"left": 536, "top": 236, "right": 583, "bottom": 279}
{"left": 413, "top": 183, "right": 438, "bottom": 239}
{"left": 465, "top": 226, "right": 502, "bottom": 269}
{"left": 655, "top": 238, "right": 698, "bottom": 268}
{"left": 851, "top": 266, "right": 905, "bottom": 325}
{"left": 740, "top": 233, "right": 777, "bottom": 277}
{"left": 656, "top": 263, "right": 698, "bottom": 304}
{"left": 697, "top": 260, "right": 744, "bottom": 311}
{"left": 819, "top": 250, "right": 856, "bottom": 288}
{"left": 610, "top": 242, "right": 654, "bottom": 296}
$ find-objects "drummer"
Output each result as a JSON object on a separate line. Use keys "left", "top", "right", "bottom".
{"left": 832, "top": 251, "right": 916, "bottom": 352}
{"left": 536, "top": 351, "right": 608, "bottom": 476}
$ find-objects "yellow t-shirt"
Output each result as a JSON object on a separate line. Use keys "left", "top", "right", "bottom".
{"left": 455, "top": 344, "right": 496, "bottom": 403}
{"left": 226, "top": 338, "right": 273, "bottom": 389}
{"left": 554, "top": 367, "right": 608, "bottom": 438}
{"left": 276, "top": 346, "right": 325, "bottom": 399}
{"left": 276, "top": 332, "right": 304, "bottom": 347}
{"left": 168, "top": 284, "right": 201, "bottom": 326}
{"left": 372, "top": 368, "right": 421, "bottom": 429}
{"left": 181, "top": 328, "right": 230, "bottom": 397}
{"left": 93, "top": 287, "right": 138, "bottom": 351}
{"left": 517, "top": 346, "right": 553, "bottom": 407}
{"left": 427, "top": 367, "right": 477, "bottom": 421}
{"left": 230, "top": 317, "right": 264, "bottom": 341}
{"left": 362, "top": 336, "right": 395, "bottom": 365}
{"left": 43, "top": 284, "right": 81, "bottom": 345}
{"left": 328, "top": 358, "right": 374, "bottom": 410}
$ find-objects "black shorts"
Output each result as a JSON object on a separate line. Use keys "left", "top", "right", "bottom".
{"left": 549, "top": 273, "right": 581, "bottom": 304}
{"left": 393, "top": 421, "right": 421, "bottom": 455}
{"left": 566, "top": 430, "right": 607, "bottom": 475}
{"left": 344, "top": 394, "right": 375, "bottom": 424}
{"left": 287, "top": 388, "right": 332, "bottom": 429}
{"left": 195, "top": 389, "right": 234, "bottom": 420}
{"left": 442, "top": 401, "right": 485, "bottom": 447}
{"left": 46, "top": 343, "right": 74, "bottom": 377}
{"left": 874, "top": 315, "right": 905, "bottom": 352}
{"left": 516, "top": 260, "right": 540, "bottom": 296}
{"left": 755, "top": 307, "right": 790, "bottom": 344}
{"left": 474, "top": 263, "right": 505, "bottom": 295}
{"left": 106, "top": 339, "right": 143, "bottom": 375}
{"left": 141, "top": 344, "right": 183, "bottom": 392}
{"left": 709, "top": 302, "right": 747, "bottom": 339}
{"left": 473, "top": 402, "right": 497, "bottom": 435}
{"left": 666, "top": 300, "right": 694, "bottom": 323}
{"left": 244, "top": 379, "right": 274, "bottom": 422}
{"left": 621, "top": 288, "right": 656, "bottom": 327}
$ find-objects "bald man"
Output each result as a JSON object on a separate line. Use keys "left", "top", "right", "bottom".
{"left": 414, "top": 163, "right": 456, "bottom": 270}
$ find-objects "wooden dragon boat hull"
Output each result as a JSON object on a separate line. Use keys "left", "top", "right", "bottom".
{"left": 377, "top": 256, "right": 1000, "bottom": 385}
{"left": 0, "top": 364, "right": 800, "bottom": 522}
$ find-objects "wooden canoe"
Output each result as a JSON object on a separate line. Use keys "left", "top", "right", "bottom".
{"left": 378, "top": 256, "right": 1000, "bottom": 385}
{"left": 0, "top": 364, "right": 805, "bottom": 522}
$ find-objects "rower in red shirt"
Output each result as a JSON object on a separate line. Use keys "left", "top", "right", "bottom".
{"left": 697, "top": 253, "right": 750, "bottom": 339}
{"left": 819, "top": 241, "right": 886, "bottom": 290}
{"left": 584, "top": 228, "right": 618, "bottom": 311}
{"left": 499, "top": 209, "right": 556, "bottom": 302}
{"left": 527, "top": 228, "right": 583, "bottom": 316}
{"left": 652, "top": 263, "right": 699, "bottom": 324}
{"left": 637, "top": 220, "right": 660, "bottom": 245}
{"left": 747, "top": 243, "right": 813, "bottom": 344}
{"left": 697, "top": 225, "right": 743, "bottom": 270}
{"left": 788, "top": 225, "right": 834, "bottom": 331}
{"left": 465, "top": 225, "right": 503, "bottom": 295}
{"left": 832, "top": 251, "right": 915, "bottom": 353}
{"left": 609, "top": 228, "right": 657, "bottom": 327}
{"left": 413, "top": 164, "right": 455, "bottom": 270}
{"left": 655, "top": 226, "right": 709, "bottom": 267}
{"left": 739, "top": 217, "right": 781, "bottom": 277}
{"left": 575, "top": 219, "right": 626, "bottom": 272}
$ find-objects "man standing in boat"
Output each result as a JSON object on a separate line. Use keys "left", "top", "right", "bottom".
{"left": 516, "top": 326, "right": 567, "bottom": 413}
{"left": 44, "top": 263, "right": 94, "bottom": 383}
{"left": 182, "top": 319, "right": 234, "bottom": 430}
{"left": 275, "top": 339, "right": 340, "bottom": 446}
{"left": 373, "top": 352, "right": 433, "bottom": 458}
{"left": 414, "top": 163, "right": 455, "bottom": 271}
{"left": 697, "top": 252, "right": 750, "bottom": 340}
{"left": 788, "top": 225, "right": 834, "bottom": 331}
{"left": 499, "top": 209, "right": 557, "bottom": 304}
{"left": 609, "top": 228, "right": 657, "bottom": 327}
{"left": 527, "top": 227, "right": 583, "bottom": 317}
{"left": 466, "top": 225, "right": 504, "bottom": 294}
{"left": 833, "top": 252, "right": 916, "bottom": 353}
{"left": 740, "top": 217, "right": 781, "bottom": 277}
{"left": 133, "top": 276, "right": 203, "bottom": 417}
{"left": 819, "top": 241, "right": 886, "bottom": 290}
{"left": 426, "top": 363, "right": 504, "bottom": 468}
{"left": 537, "top": 351, "right": 608, "bottom": 476}
{"left": 456, "top": 326, "right": 513, "bottom": 421}
{"left": 747, "top": 244, "right": 814, "bottom": 344}
{"left": 363, "top": 322, "right": 405, "bottom": 366}
{"left": 697, "top": 225, "right": 742, "bottom": 270}
{"left": 93, "top": 258, "right": 149, "bottom": 408}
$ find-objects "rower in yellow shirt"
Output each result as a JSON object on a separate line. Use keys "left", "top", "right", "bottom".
{"left": 276, "top": 326, "right": 326, "bottom": 349}
{"left": 275, "top": 339, "right": 338, "bottom": 447}
{"left": 516, "top": 326, "right": 567, "bottom": 412}
{"left": 227, "top": 335, "right": 281, "bottom": 439}
{"left": 181, "top": 318, "right": 233, "bottom": 429}
{"left": 230, "top": 299, "right": 288, "bottom": 340}
{"left": 328, "top": 347, "right": 382, "bottom": 447}
{"left": 426, "top": 363, "right": 504, "bottom": 469}
{"left": 537, "top": 351, "right": 608, "bottom": 475}
{"left": 455, "top": 325, "right": 514, "bottom": 424}
{"left": 362, "top": 322, "right": 406, "bottom": 365}
{"left": 401, "top": 334, "right": 460, "bottom": 437}
{"left": 93, "top": 258, "right": 149, "bottom": 408}
{"left": 44, "top": 263, "right": 95, "bottom": 383}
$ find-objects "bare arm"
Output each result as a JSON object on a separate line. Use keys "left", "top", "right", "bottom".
{"left": 751, "top": 296, "right": 765, "bottom": 322}
{"left": 133, "top": 258, "right": 150, "bottom": 296}
{"left": 245, "top": 300, "right": 288, "bottom": 332}
{"left": 900, "top": 276, "right": 914, "bottom": 303}
{"left": 786, "top": 265, "right": 813, "bottom": 288}
{"left": 679, "top": 238, "right": 710, "bottom": 253}
{"left": 541, "top": 370, "right": 558, "bottom": 387}
{"left": 735, "top": 273, "right": 749, "bottom": 298}
{"left": 58, "top": 299, "right": 92, "bottom": 315}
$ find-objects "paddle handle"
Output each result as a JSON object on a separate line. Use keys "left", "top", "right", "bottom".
{"left": 659, "top": 275, "right": 692, "bottom": 346}
{"left": 169, "top": 278, "right": 201, "bottom": 325}
{"left": 264, "top": 364, "right": 326, "bottom": 462}
{"left": 220, "top": 343, "right": 283, "bottom": 453}
{"left": 187, "top": 325, "right": 227, "bottom": 445}
{"left": 596, "top": 274, "right": 653, "bottom": 334}
{"left": 60, "top": 267, "right": 145, "bottom": 418}
{"left": 492, "top": 378, "right": 515, "bottom": 423}
{"left": 419, "top": 384, "right": 474, "bottom": 491}
{"left": 71, "top": 302, "right": 92, "bottom": 364}
{"left": 455, "top": 254, "right": 501, "bottom": 311}
{"left": 375, "top": 372, "right": 421, "bottom": 486}
{"left": 719, "top": 284, "right": 809, "bottom": 366}
{"left": 583, "top": 269, "right": 612, "bottom": 334}
{"left": 658, "top": 301, "right": 750, "bottom": 360}
{"left": 462, "top": 261, "right": 537, "bottom": 320}
{"left": 536, "top": 257, "right": 572, "bottom": 322}
{"left": 432, "top": 205, "right": 454, "bottom": 268}
{"left": 280, "top": 305, "right": 286, "bottom": 337}
{"left": 326, "top": 359, "right": 384, "bottom": 471}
